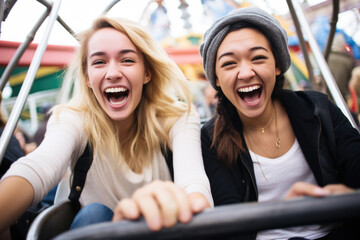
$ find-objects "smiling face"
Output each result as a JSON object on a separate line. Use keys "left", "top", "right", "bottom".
{"left": 86, "top": 27, "right": 151, "bottom": 128}
{"left": 215, "top": 27, "right": 281, "bottom": 120}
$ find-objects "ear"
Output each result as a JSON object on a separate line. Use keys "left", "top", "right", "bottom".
{"left": 86, "top": 77, "right": 92, "bottom": 88}
{"left": 215, "top": 78, "right": 220, "bottom": 87}
{"left": 275, "top": 67, "right": 281, "bottom": 76}
{"left": 144, "top": 69, "right": 152, "bottom": 84}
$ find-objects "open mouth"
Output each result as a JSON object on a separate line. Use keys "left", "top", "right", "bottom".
{"left": 237, "top": 84, "right": 263, "bottom": 104}
{"left": 104, "top": 87, "right": 129, "bottom": 105}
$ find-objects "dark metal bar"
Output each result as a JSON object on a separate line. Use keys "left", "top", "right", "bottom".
{"left": 0, "top": 0, "right": 4, "bottom": 38}
{"left": 102, "top": 0, "right": 122, "bottom": 15}
{"left": 288, "top": 0, "right": 358, "bottom": 130}
{"left": 0, "top": 0, "right": 62, "bottom": 164}
{"left": 2, "top": 0, "right": 17, "bottom": 22}
{"left": 286, "top": 0, "right": 315, "bottom": 86}
{"left": 36, "top": 0, "right": 77, "bottom": 39}
{"left": 53, "top": 191, "right": 360, "bottom": 240}
{"left": 323, "top": 0, "right": 339, "bottom": 61}
{"left": 0, "top": 9, "right": 49, "bottom": 91}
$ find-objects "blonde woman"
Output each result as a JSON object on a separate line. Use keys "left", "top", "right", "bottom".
{"left": 0, "top": 16, "right": 213, "bottom": 235}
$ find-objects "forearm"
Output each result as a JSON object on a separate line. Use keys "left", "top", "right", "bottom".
{"left": 0, "top": 176, "right": 34, "bottom": 231}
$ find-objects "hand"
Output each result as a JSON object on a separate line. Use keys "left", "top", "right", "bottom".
{"left": 285, "top": 182, "right": 354, "bottom": 200}
{"left": 112, "top": 180, "right": 210, "bottom": 231}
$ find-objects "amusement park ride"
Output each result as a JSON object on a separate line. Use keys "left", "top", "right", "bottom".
{"left": 0, "top": 0, "right": 359, "bottom": 239}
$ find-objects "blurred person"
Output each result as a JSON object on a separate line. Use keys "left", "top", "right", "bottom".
{"left": 328, "top": 33, "right": 356, "bottom": 100}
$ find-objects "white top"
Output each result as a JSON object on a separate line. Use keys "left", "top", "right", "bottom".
{"left": 2, "top": 108, "right": 213, "bottom": 210}
{"left": 249, "top": 139, "right": 332, "bottom": 240}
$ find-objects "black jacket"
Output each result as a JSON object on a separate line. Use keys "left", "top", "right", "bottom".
{"left": 201, "top": 90, "right": 360, "bottom": 239}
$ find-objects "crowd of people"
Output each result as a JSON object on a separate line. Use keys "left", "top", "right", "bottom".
{"left": 0, "top": 6, "right": 359, "bottom": 240}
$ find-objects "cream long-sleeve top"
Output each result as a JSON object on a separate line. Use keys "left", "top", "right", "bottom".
{"left": 2, "top": 108, "right": 214, "bottom": 210}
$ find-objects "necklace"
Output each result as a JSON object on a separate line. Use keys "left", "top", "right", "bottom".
{"left": 243, "top": 104, "right": 281, "bottom": 180}
{"left": 274, "top": 105, "right": 281, "bottom": 157}
{"left": 245, "top": 136, "right": 269, "bottom": 180}
{"left": 261, "top": 109, "right": 275, "bottom": 133}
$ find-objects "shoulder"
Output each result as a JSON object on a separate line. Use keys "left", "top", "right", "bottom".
{"left": 279, "top": 89, "right": 331, "bottom": 113}
{"left": 46, "top": 107, "right": 86, "bottom": 139}
{"left": 48, "top": 107, "right": 84, "bottom": 125}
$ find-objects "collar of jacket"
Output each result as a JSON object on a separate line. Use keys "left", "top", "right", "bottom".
{"left": 278, "top": 90, "right": 325, "bottom": 185}
{"left": 231, "top": 90, "right": 326, "bottom": 187}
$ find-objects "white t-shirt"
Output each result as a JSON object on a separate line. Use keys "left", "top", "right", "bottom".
{"left": 249, "top": 138, "right": 332, "bottom": 240}
{"left": 2, "top": 108, "right": 213, "bottom": 210}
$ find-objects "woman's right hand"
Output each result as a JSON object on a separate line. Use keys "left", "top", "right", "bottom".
{"left": 112, "top": 180, "right": 210, "bottom": 231}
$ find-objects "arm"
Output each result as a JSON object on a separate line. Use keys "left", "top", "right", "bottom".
{"left": 0, "top": 109, "right": 86, "bottom": 230}
{"left": 0, "top": 176, "right": 34, "bottom": 231}
{"left": 171, "top": 108, "right": 213, "bottom": 207}
{"left": 201, "top": 122, "right": 243, "bottom": 206}
{"left": 329, "top": 100, "right": 360, "bottom": 188}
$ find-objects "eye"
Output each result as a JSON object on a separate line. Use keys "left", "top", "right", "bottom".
{"left": 252, "top": 55, "right": 268, "bottom": 61}
{"left": 91, "top": 59, "right": 105, "bottom": 66}
{"left": 122, "top": 58, "right": 135, "bottom": 64}
{"left": 220, "top": 61, "right": 235, "bottom": 68}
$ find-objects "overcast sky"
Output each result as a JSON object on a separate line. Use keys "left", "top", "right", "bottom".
{"left": 0, "top": 0, "right": 358, "bottom": 46}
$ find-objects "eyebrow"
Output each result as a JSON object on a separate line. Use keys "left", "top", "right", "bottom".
{"left": 89, "top": 49, "right": 137, "bottom": 58}
{"left": 218, "top": 46, "right": 269, "bottom": 61}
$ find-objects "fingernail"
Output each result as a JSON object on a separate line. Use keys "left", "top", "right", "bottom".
{"left": 314, "top": 187, "right": 330, "bottom": 195}
{"left": 192, "top": 199, "right": 204, "bottom": 212}
{"left": 180, "top": 210, "right": 191, "bottom": 222}
{"left": 150, "top": 217, "right": 162, "bottom": 231}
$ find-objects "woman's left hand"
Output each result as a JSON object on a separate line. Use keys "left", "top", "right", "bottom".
{"left": 112, "top": 180, "right": 210, "bottom": 231}
{"left": 284, "top": 182, "right": 354, "bottom": 200}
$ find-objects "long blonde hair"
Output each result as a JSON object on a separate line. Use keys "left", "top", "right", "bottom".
{"left": 55, "top": 16, "right": 192, "bottom": 172}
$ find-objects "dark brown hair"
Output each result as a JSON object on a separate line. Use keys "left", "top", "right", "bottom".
{"left": 211, "top": 22, "right": 285, "bottom": 166}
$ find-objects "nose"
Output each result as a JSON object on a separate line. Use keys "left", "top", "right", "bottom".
{"left": 237, "top": 61, "right": 255, "bottom": 81}
{"left": 105, "top": 61, "right": 122, "bottom": 80}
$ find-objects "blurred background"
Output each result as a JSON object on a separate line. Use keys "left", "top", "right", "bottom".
{"left": 0, "top": 0, "right": 359, "bottom": 138}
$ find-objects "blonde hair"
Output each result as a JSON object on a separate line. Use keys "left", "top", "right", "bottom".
{"left": 55, "top": 16, "right": 192, "bottom": 172}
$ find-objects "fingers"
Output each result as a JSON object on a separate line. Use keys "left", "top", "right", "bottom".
{"left": 164, "top": 183, "right": 192, "bottom": 224}
{"left": 113, "top": 198, "right": 140, "bottom": 221}
{"left": 284, "top": 182, "right": 330, "bottom": 200}
{"left": 113, "top": 180, "right": 201, "bottom": 231}
{"left": 323, "top": 184, "right": 354, "bottom": 195}
{"left": 188, "top": 192, "right": 211, "bottom": 213}
{"left": 285, "top": 182, "right": 355, "bottom": 200}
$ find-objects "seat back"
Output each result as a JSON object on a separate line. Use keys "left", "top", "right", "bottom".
{"left": 26, "top": 200, "right": 78, "bottom": 240}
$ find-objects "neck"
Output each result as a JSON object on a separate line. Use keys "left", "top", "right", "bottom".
{"left": 242, "top": 101, "right": 276, "bottom": 132}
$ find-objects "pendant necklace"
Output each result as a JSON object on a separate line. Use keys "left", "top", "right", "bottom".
{"left": 261, "top": 109, "right": 275, "bottom": 133}
{"left": 244, "top": 104, "right": 281, "bottom": 180}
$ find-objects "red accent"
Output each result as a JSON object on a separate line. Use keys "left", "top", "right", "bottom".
{"left": 0, "top": 40, "right": 76, "bottom": 67}
{"left": 0, "top": 40, "right": 202, "bottom": 67}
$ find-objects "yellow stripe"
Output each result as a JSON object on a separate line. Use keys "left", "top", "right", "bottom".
{"left": 9, "top": 66, "right": 62, "bottom": 86}
{"left": 289, "top": 51, "right": 308, "bottom": 79}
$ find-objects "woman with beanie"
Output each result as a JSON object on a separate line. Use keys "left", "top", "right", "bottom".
{"left": 199, "top": 7, "right": 360, "bottom": 240}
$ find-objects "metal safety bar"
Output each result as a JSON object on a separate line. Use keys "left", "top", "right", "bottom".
{"left": 287, "top": 0, "right": 359, "bottom": 130}
{"left": 0, "top": 10, "right": 50, "bottom": 91}
{"left": 0, "top": 0, "right": 62, "bottom": 164}
{"left": 53, "top": 191, "right": 360, "bottom": 240}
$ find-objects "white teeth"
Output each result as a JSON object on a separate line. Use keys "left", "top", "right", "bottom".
{"left": 238, "top": 85, "right": 260, "bottom": 93}
{"left": 105, "top": 87, "right": 127, "bottom": 93}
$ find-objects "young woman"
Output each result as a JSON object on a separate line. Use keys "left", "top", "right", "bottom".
{"left": 0, "top": 16, "right": 213, "bottom": 235}
{"left": 199, "top": 7, "right": 360, "bottom": 240}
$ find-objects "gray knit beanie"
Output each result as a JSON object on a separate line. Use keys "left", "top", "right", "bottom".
{"left": 199, "top": 7, "right": 291, "bottom": 90}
